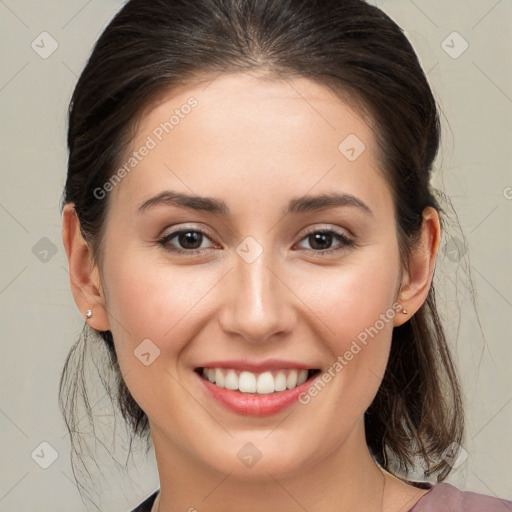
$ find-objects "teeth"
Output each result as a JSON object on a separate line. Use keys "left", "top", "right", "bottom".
{"left": 224, "top": 369, "right": 238, "bottom": 390}
{"left": 215, "top": 368, "right": 224, "bottom": 387}
{"left": 256, "top": 371, "right": 274, "bottom": 394}
{"left": 201, "top": 367, "right": 313, "bottom": 394}
{"left": 286, "top": 370, "right": 298, "bottom": 389}
{"left": 297, "top": 369, "right": 308, "bottom": 386}
{"left": 239, "top": 371, "right": 256, "bottom": 393}
{"left": 274, "top": 371, "right": 287, "bottom": 391}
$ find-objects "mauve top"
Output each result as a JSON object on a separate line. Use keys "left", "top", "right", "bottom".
{"left": 130, "top": 482, "right": 512, "bottom": 511}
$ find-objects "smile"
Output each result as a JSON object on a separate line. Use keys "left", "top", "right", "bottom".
{"left": 195, "top": 366, "right": 322, "bottom": 416}
{"left": 198, "top": 367, "right": 319, "bottom": 394}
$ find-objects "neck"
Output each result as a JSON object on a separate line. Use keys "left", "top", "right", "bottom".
{"left": 151, "top": 419, "right": 388, "bottom": 512}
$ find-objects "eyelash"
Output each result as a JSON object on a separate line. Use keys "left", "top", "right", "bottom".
{"left": 156, "top": 226, "right": 355, "bottom": 256}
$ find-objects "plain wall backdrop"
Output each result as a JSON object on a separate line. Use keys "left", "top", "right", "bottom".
{"left": 0, "top": 0, "right": 511, "bottom": 510}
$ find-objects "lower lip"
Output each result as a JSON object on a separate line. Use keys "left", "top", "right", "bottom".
{"left": 196, "top": 371, "right": 317, "bottom": 416}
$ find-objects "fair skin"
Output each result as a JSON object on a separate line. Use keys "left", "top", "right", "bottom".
{"left": 62, "top": 73, "right": 439, "bottom": 512}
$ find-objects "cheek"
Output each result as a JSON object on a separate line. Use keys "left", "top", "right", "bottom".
{"left": 300, "top": 245, "right": 400, "bottom": 346}
{"left": 100, "top": 249, "right": 220, "bottom": 366}
{"left": 100, "top": 252, "right": 221, "bottom": 418}
{"left": 296, "top": 243, "right": 400, "bottom": 408}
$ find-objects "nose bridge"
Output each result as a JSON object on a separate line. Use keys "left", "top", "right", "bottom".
{"left": 219, "top": 243, "right": 294, "bottom": 342}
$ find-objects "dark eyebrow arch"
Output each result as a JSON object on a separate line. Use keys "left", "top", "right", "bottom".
{"left": 286, "top": 192, "right": 373, "bottom": 217}
{"left": 138, "top": 191, "right": 229, "bottom": 215}
{"left": 138, "top": 190, "right": 373, "bottom": 217}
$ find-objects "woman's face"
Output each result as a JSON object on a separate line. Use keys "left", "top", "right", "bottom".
{"left": 95, "top": 73, "right": 406, "bottom": 479}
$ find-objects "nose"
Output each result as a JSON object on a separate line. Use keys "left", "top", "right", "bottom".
{"left": 217, "top": 249, "right": 297, "bottom": 344}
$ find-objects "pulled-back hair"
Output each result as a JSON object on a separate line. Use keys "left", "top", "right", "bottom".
{"left": 60, "top": 0, "right": 465, "bottom": 501}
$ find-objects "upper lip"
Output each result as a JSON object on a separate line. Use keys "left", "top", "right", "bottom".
{"left": 196, "top": 359, "right": 318, "bottom": 373}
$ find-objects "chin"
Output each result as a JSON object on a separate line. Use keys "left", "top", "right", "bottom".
{"left": 196, "top": 434, "right": 324, "bottom": 482}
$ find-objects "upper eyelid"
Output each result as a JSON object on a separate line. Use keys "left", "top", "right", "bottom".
{"left": 160, "top": 224, "right": 351, "bottom": 239}
{"left": 300, "top": 225, "right": 352, "bottom": 238}
{"left": 161, "top": 225, "right": 216, "bottom": 242}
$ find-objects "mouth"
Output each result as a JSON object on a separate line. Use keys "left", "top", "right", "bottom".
{"left": 195, "top": 367, "right": 321, "bottom": 394}
{"left": 194, "top": 366, "right": 321, "bottom": 416}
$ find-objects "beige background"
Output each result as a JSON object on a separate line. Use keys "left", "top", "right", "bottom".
{"left": 0, "top": 0, "right": 511, "bottom": 510}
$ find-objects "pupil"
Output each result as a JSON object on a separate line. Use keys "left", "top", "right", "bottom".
{"left": 180, "top": 231, "right": 201, "bottom": 249}
{"left": 311, "top": 232, "right": 332, "bottom": 250}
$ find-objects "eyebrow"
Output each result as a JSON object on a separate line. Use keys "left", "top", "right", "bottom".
{"left": 138, "top": 190, "right": 373, "bottom": 217}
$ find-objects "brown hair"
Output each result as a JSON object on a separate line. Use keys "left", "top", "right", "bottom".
{"left": 60, "top": 0, "right": 464, "bottom": 500}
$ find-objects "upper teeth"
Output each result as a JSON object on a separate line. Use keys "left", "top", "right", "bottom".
{"left": 202, "top": 368, "right": 309, "bottom": 394}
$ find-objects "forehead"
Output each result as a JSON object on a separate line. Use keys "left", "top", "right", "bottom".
{"left": 114, "top": 73, "right": 392, "bottom": 219}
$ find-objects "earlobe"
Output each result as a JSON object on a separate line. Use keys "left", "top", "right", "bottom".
{"left": 394, "top": 206, "right": 441, "bottom": 327}
{"left": 61, "top": 203, "right": 111, "bottom": 331}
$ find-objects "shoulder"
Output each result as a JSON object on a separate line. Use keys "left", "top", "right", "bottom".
{"left": 130, "top": 490, "right": 159, "bottom": 512}
{"left": 410, "top": 482, "right": 512, "bottom": 512}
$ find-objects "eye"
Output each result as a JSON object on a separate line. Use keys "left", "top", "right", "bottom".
{"left": 157, "top": 227, "right": 216, "bottom": 254}
{"left": 156, "top": 226, "right": 355, "bottom": 256}
{"left": 295, "top": 228, "right": 355, "bottom": 255}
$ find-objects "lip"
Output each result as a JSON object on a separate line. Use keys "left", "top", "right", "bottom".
{"left": 194, "top": 362, "right": 321, "bottom": 417}
{"left": 197, "top": 359, "right": 315, "bottom": 373}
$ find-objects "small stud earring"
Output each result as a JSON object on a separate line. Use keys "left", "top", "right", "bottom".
{"left": 402, "top": 308, "right": 408, "bottom": 314}
{"left": 86, "top": 309, "right": 93, "bottom": 319}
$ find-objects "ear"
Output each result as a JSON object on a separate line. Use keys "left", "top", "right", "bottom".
{"left": 394, "top": 206, "right": 441, "bottom": 327}
{"left": 61, "top": 203, "right": 111, "bottom": 331}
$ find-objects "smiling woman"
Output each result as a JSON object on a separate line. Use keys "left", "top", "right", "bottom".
{"left": 58, "top": 1, "right": 510, "bottom": 512}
